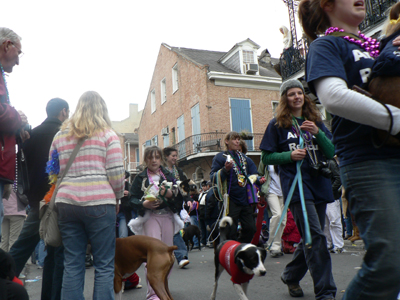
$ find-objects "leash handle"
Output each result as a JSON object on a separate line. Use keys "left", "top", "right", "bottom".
{"left": 267, "top": 135, "right": 312, "bottom": 250}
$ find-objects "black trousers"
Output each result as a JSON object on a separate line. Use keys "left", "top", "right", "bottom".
{"left": 228, "top": 200, "right": 256, "bottom": 243}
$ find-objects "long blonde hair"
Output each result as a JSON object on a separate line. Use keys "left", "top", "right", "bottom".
{"left": 61, "top": 91, "right": 112, "bottom": 138}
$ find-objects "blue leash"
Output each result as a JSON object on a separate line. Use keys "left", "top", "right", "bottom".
{"left": 268, "top": 135, "right": 312, "bottom": 250}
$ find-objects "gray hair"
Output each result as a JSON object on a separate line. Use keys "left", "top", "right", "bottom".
{"left": 0, "top": 28, "right": 21, "bottom": 45}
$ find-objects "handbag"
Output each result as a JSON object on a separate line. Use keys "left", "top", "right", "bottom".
{"left": 39, "top": 138, "right": 86, "bottom": 247}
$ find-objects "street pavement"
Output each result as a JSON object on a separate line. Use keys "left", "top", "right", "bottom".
{"left": 23, "top": 240, "right": 365, "bottom": 300}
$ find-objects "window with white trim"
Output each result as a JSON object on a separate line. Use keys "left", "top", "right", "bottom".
{"left": 243, "top": 50, "right": 254, "bottom": 64}
{"left": 151, "top": 89, "right": 156, "bottom": 113}
{"left": 272, "top": 101, "right": 279, "bottom": 114}
{"left": 172, "top": 64, "right": 178, "bottom": 93}
{"left": 161, "top": 78, "right": 167, "bottom": 104}
{"left": 151, "top": 135, "right": 158, "bottom": 146}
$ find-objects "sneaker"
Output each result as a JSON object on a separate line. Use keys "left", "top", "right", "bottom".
{"left": 270, "top": 250, "right": 284, "bottom": 258}
{"left": 281, "top": 274, "right": 304, "bottom": 297}
{"left": 178, "top": 259, "right": 190, "bottom": 269}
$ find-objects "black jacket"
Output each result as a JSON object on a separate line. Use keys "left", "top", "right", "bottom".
{"left": 205, "top": 187, "right": 220, "bottom": 220}
{"left": 129, "top": 166, "right": 183, "bottom": 216}
{"left": 23, "top": 117, "right": 62, "bottom": 209}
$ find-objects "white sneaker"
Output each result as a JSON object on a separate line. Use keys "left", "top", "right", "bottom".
{"left": 178, "top": 259, "right": 190, "bottom": 269}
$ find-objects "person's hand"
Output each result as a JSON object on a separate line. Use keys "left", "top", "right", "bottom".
{"left": 259, "top": 176, "right": 266, "bottom": 185}
{"left": 18, "top": 110, "right": 28, "bottom": 126}
{"left": 116, "top": 202, "right": 120, "bottom": 214}
{"left": 123, "top": 190, "right": 129, "bottom": 197}
{"left": 160, "top": 185, "right": 172, "bottom": 198}
{"left": 19, "top": 129, "right": 30, "bottom": 142}
{"left": 143, "top": 199, "right": 160, "bottom": 209}
{"left": 393, "top": 35, "right": 400, "bottom": 49}
{"left": 299, "top": 120, "right": 319, "bottom": 135}
{"left": 224, "top": 160, "right": 234, "bottom": 171}
{"left": 291, "top": 149, "right": 307, "bottom": 161}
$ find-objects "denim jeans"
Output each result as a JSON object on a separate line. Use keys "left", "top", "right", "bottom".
{"left": 116, "top": 211, "right": 128, "bottom": 238}
{"left": 41, "top": 245, "right": 64, "bottom": 300}
{"left": 341, "top": 159, "right": 400, "bottom": 300}
{"left": 35, "top": 239, "right": 48, "bottom": 267}
{"left": 57, "top": 203, "right": 116, "bottom": 300}
{"left": 283, "top": 200, "right": 336, "bottom": 300}
{"left": 173, "top": 232, "right": 188, "bottom": 263}
{"left": 344, "top": 207, "right": 353, "bottom": 236}
{"left": 9, "top": 208, "right": 41, "bottom": 276}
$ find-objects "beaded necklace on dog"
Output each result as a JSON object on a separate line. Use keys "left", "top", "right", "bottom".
{"left": 291, "top": 116, "right": 318, "bottom": 166}
{"left": 229, "top": 150, "right": 247, "bottom": 187}
{"left": 325, "top": 27, "right": 380, "bottom": 58}
{"left": 0, "top": 63, "right": 10, "bottom": 104}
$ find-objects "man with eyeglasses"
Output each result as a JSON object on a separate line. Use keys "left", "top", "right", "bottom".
{"left": 0, "top": 27, "right": 29, "bottom": 244}
{"left": 0, "top": 27, "right": 29, "bottom": 299}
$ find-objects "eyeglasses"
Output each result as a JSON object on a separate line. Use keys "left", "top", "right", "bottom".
{"left": 11, "top": 42, "right": 24, "bottom": 58}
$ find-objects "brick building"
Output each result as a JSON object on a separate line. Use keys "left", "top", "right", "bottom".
{"left": 138, "top": 39, "right": 282, "bottom": 183}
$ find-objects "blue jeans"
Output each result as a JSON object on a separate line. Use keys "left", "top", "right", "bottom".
{"left": 283, "top": 200, "right": 336, "bottom": 300}
{"left": 341, "top": 159, "right": 400, "bottom": 300}
{"left": 9, "top": 208, "right": 41, "bottom": 276}
{"left": 173, "top": 232, "right": 188, "bottom": 263}
{"left": 344, "top": 207, "right": 353, "bottom": 236}
{"left": 35, "top": 239, "right": 47, "bottom": 267}
{"left": 57, "top": 203, "right": 116, "bottom": 300}
{"left": 189, "top": 215, "right": 199, "bottom": 247}
{"left": 117, "top": 211, "right": 128, "bottom": 238}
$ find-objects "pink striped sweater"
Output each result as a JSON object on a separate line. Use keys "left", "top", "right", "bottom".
{"left": 49, "top": 129, "right": 125, "bottom": 206}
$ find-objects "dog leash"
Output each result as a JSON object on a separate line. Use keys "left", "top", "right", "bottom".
{"left": 267, "top": 135, "right": 312, "bottom": 250}
{"left": 251, "top": 195, "right": 267, "bottom": 246}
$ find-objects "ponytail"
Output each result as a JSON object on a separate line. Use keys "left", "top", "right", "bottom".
{"left": 299, "top": 0, "right": 333, "bottom": 41}
{"left": 385, "top": 2, "right": 400, "bottom": 36}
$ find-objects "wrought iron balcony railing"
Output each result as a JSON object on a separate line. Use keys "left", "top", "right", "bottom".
{"left": 360, "top": 0, "right": 397, "bottom": 31}
{"left": 279, "top": 37, "right": 309, "bottom": 80}
{"left": 171, "top": 132, "right": 265, "bottom": 160}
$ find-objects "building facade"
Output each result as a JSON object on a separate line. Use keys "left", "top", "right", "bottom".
{"left": 138, "top": 39, "right": 282, "bottom": 183}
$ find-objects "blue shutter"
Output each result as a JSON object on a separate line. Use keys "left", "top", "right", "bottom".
{"left": 230, "top": 99, "right": 254, "bottom": 151}
{"left": 177, "top": 115, "right": 186, "bottom": 158}
{"left": 191, "top": 103, "right": 201, "bottom": 153}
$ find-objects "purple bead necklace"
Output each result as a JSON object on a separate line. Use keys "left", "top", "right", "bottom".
{"left": 325, "top": 27, "right": 380, "bottom": 58}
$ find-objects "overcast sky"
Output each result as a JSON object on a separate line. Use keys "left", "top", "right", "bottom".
{"left": 3, "top": 0, "right": 291, "bottom": 127}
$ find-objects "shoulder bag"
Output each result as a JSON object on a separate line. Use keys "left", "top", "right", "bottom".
{"left": 39, "top": 138, "right": 86, "bottom": 247}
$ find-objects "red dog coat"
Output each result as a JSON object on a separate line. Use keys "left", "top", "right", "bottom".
{"left": 219, "top": 240, "right": 254, "bottom": 284}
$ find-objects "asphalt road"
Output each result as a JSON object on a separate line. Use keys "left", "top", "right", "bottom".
{"left": 23, "top": 240, "right": 365, "bottom": 300}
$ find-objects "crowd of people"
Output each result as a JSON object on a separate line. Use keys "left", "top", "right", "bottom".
{"left": 2, "top": 0, "right": 400, "bottom": 298}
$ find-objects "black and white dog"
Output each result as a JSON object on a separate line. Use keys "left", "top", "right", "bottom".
{"left": 210, "top": 216, "right": 267, "bottom": 300}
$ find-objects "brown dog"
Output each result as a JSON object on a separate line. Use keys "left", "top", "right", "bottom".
{"left": 114, "top": 235, "right": 178, "bottom": 300}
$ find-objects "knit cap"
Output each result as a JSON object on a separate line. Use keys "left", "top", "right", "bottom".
{"left": 280, "top": 79, "right": 305, "bottom": 96}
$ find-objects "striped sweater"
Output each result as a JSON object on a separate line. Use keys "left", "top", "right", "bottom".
{"left": 49, "top": 129, "right": 125, "bottom": 206}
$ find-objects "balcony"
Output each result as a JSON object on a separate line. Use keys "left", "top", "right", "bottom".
{"left": 278, "top": 37, "right": 308, "bottom": 80}
{"left": 360, "top": 0, "right": 398, "bottom": 31}
{"left": 171, "top": 132, "right": 264, "bottom": 160}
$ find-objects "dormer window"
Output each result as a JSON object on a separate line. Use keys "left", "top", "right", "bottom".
{"left": 243, "top": 50, "right": 255, "bottom": 64}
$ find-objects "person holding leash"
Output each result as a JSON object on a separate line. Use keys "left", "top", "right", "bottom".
{"left": 298, "top": 0, "right": 400, "bottom": 299}
{"left": 260, "top": 79, "right": 336, "bottom": 299}
{"left": 210, "top": 131, "right": 265, "bottom": 243}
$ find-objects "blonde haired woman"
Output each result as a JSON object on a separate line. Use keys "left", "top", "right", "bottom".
{"left": 49, "top": 91, "right": 124, "bottom": 300}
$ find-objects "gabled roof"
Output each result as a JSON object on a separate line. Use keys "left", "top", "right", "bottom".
{"left": 169, "top": 44, "right": 280, "bottom": 78}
